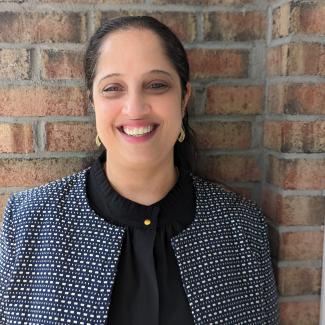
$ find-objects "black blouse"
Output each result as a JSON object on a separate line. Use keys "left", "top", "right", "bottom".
{"left": 85, "top": 152, "right": 196, "bottom": 325}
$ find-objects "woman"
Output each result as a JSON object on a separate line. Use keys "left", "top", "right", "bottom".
{"left": 0, "top": 16, "right": 279, "bottom": 324}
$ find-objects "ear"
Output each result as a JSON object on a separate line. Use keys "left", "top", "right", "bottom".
{"left": 181, "top": 82, "right": 192, "bottom": 118}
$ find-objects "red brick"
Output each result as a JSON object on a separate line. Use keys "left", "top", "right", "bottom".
{"left": 152, "top": 0, "right": 253, "bottom": 3}
{"left": 264, "top": 121, "right": 325, "bottom": 153}
{"left": 272, "top": 4, "right": 290, "bottom": 39}
{"left": 188, "top": 49, "right": 248, "bottom": 79}
{"left": 290, "top": 3, "right": 325, "bottom": 35}
{"left": 262, "top": 187, "right": 325, "bottom": 226}
{"left": 287, "top": 43, "right": 325, "bottom": 76}
{"left": 203, "top": 11, "right": 265, "bottom": 41}
{"left": 279, "top": 231, "right": 323, "bottom": 260}
{"left": 100, "top": 11, "right": 196, "bottom": 43}
{"left": 280, "top": 300, "right": 320, "bottom": 325}
{"left": 267, "top": 156, "right": 325, "bottom": 190}
{"left": 268, "top": 84, "right": 325, "bottom": 115}
{"left": 278, "top": 196, "right": 325, "bottom": 226}
{"left": 267, "top": 45, "right": 289, "bottom": 76}
{"left": 0, "top": 49, "right": 30, "bottom": 79}
{"left": 0, "top": 12, "right": 86, "bottom": 43}
{"left": 191, "top": 121, "right": 251, "bottom": 150}
{"left": 0, "top": 158, "right": 90, "bottom": 187}
{"left": 267, "top": 43, "right": 325, "bottom": 76}
{"left": 42, "top": 0, "right": 143, "bottom": 2}
{"left": 198, "top": 155, "right": 261, "bottom": 183}
{"left": 206, "top": 85, "right": 263, "bottom": 115}
{"left": 273, "top": 3, "right": 325, "bottom": 39}
{"left": 41, "top": 50, "right": 83, "bottom": 80}
{"left": 0, "top": 123, "right": 34, "bottom": 153}
{"left": 0, "top": 193, "right": 10, "bottom": 226}
{"left": 46, "top": 122, "right": 97, "bottom": 152}
{"left": 0, "top": 87, "right": 87, "bottom": 117}
{"left": 277, "top": 267, "right": 321, "bottom": 295}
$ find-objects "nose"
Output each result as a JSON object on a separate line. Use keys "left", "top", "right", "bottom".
{"left": 123, "top": 90, "right": 150, "bottom": 118}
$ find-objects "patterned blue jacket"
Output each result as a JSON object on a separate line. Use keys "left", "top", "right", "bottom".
{"left": 0, "top": 169, "right": 279, "bottom": 325}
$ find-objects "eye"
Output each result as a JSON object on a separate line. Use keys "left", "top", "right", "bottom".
{"left": 148, "top": 82, "right": 169, "bottom": 90}
{"left": 102, "top": 84, "right": 123, "bottom": 92}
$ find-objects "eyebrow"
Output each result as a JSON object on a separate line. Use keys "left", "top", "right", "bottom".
{"left": 98, "top": 69, "right": 174, "bottom": 83}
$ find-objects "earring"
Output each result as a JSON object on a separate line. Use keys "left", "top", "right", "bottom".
{"left": 95, "top": 134, "right": 102, "bottom": 147}
{"left": 178, "top": 125, "right": 185, "bottom": 143}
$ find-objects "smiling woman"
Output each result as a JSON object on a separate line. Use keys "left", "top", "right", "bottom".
{"left": 0, "top": 16, "right": 279, "bottom": 325}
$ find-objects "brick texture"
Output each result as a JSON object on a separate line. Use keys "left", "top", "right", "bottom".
{"left": 0, "top": 123, "right": 34, "bottom": 153}
{"left": 267, "top": 2, "right": 324, "bottom": 322}
{"left": 41, "top": 0, "right": 144, "bottom": 3}
{"left": 206, "top": 85, "right": 263, "bottom": 115}
{"left": 41, "top": 50, "right": 83, "bottom": 79}
{"left": 192, "top": 121, "right": 251, "bottom": 150}
{"left": 0, "top": 12, "right": 86, "bottom": 43}
{"left": 0, "top": 193, "right": 10, "bottom": 225}
{"left": 0, "top": 49, "right": 31, "bottom": 79}
{"left": 203, "top": 11, "right": 265, "bottom": 41}
{"left": 152, "top": 0, "right": 254, "bottom": 3}
{"left": 267, "top": 156, "right": 325, "bottom": 190}
{"left": 0, "top": 158, "right": 91, "bottom": 187}
{"left": 272, "top": 4, "right": 291, "bottom": 38}
{"left": 278, "top": 231, "right": 323, "bottom": 260}
{"left": 264, "top": 121, "right": 325, "bottom": 153}
{"left": 198, "top": 155, "right": 261, "bottom": 183}
{"left": 290, "top": 2, "right": 325, "bottom": 35}
{"left": 277, "top": 267, "right": 322, "bottom": 295}
{"left": 273, "top": 3, "right": 325, "bottom": 39}
{"left": 267, "top": 43, "right": 325, "bottom": 76}
{"left": 0, "top": 87, "right": 87, "bottom": 116}
{"left": 46, "top": 122, "right": 97, "bottom": 152}
{"left": 280, "top": 301, "right": 320, "bottom": 325}
{"left": 268, "top": 84, "right": 325, "bottom": 115}
{"left": 100, "top": 11, "right": 196, "bottom": 43}
{"left": 188, "top": 49, "right": 249, "bottom": 79}
{"left": 262, "top": 187, "right": 325, "bottom": 226}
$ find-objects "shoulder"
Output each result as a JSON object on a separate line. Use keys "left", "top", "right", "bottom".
{"left": 192, "top": 175, "right": 261, "bottom": 214}
{"left": 7, "top": 168, "right": 89, "bottom": 214}
{"left": 192, "top": 175, "right": 268, "bottom": 250}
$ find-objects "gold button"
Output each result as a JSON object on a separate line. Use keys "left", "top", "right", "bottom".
{"left": 144, "top": 219, "right": 151, "bottom": 226}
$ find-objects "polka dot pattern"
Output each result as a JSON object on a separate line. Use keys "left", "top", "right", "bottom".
{"left": 171, "top": 176, "right": 279, "bottom": 324}
{"left": 0, "top": 169, "right": 279, "bottom": 324}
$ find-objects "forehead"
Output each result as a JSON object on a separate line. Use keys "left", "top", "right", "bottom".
{"left": 95, "top": 28, "right": 175, "bottom": 76}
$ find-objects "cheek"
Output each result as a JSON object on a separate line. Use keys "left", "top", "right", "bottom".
{"left": 94, "top": 106, "right": 118, "bottom": 139}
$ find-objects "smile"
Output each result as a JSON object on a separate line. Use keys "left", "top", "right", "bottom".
{"left": 119, "top": 124, "right": 158, "bottom": 137}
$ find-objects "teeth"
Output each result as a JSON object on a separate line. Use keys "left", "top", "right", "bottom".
{"left": 123, "top": 125, "right": 154, "bottom": 136}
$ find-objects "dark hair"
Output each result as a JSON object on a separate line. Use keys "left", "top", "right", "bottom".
{"left": 84, "top": 15, "right": 197, "bottom": 172}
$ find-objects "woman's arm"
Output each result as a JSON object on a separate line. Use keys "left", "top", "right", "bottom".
{"left": 258, "top": 211, "right": 280, "bottom": 324}
{"left": 0, "top": 195, "right": 16, "bottom": 325}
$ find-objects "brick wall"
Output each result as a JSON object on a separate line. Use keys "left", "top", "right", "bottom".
{"left": 263, "top": 1, "right": 325, "bottom": 324}
{"left": 0, "top": 0, "right": 324, "bottom": 324}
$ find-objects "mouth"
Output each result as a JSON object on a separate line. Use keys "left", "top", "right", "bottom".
{"left": 118, "top": 124, "right": 158, "bottom": 137}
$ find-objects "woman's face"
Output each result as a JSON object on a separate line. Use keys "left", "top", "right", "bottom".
{"left": 92, "top": 28, "right": 191, "bottom": 169}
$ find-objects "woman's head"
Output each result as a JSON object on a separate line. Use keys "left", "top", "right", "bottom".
{"left": 85, "top": 16, "right": 189, "bottom": 103}
{"left": 84, "top": 16, "right": 197, "bottom": 172}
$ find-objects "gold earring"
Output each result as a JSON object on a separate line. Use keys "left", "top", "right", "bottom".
{"left": 95, "top": 134, "right": 102, "bottom": 147}
{"left": 178, "top": 125, "right": 185, "bottom": 143}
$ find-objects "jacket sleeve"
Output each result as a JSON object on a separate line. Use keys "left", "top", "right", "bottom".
{"left": 258, "top": 210, "right": 280, "bottom": 324}
{"left": 0, "top": 195, "right": 16, "bottom": 325}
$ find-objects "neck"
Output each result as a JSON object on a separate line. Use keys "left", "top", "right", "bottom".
{"left": 104, "top": 155, "right": 178, "bottom": 206}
